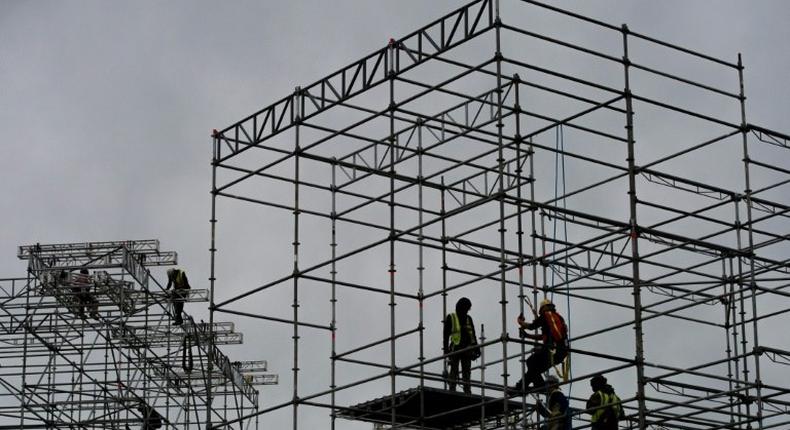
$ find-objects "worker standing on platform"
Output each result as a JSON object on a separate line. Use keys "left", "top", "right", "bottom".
{"left": 137, "top": 402, "right": 163, "bottom": 430}
{"left": 586, "top": 374, "right": 623, "bottom": 430}
{"left": 511, "top": 299, "right": 568, "bottom": 393}
{"left": 71, "top": 268, "right": 100, "bottom": 320}
{"left": 443, "top": 297, "right": 480, "bottom": 394}
{"left": 165, "top": 268, "right": 191, "bottom": 326}
{"left": 535, "top": 375, "right": 572, "bottom": 430}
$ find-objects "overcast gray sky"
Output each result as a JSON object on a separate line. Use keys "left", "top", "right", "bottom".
{"left": 2, "top": 1, "right": 789, "bottom": 428}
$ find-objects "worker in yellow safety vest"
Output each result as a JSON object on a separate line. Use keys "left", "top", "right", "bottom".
{"left": 586, "top": 374, "right": 623, "bottom": 430}
{"left": 442, "top": 297, "right": 480, "bottom": 394}
{"left": 165, "top": 268, "right": 191, "bottom": 326}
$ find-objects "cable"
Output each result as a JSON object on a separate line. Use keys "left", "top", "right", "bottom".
{"left": 550, "top": 125, "right": 573, "bottom": 396}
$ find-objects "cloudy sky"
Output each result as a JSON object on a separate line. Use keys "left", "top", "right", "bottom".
{"left": 2, "top": 1, "right": 789, "bottom": 428}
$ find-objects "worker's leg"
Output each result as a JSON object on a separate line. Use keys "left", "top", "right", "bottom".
{"left": 510, "top": 352, "right": 536, "bottom": 393}
{"left": 76, "top": 298, "right": 86, "bottom": 319}
{"left": 525, "top": 348, "right": 550, "bottom": 389}
{"left": 173, "top": 301, "right": 184, "bottom": 324}
{"left": 461, "top": 356, "right": 472, "bottom": 394}
{"left": 173, "top": 292, "right": 184, "bottom": 325}
{"left": 72, "top": 288, "right": 86, "bottom": 318}
{"left": 510, "top": 350, "right": 538, "bottom": 392}
{"left": 86, "top": 295, "right": 100, "bottom": 319}
{"left": 172, "top": 290, "right": 185, "bottom": 325}
{"left": 552, "top": 346, "right": 567, "bottom": 366}
{"left": 448, "top": 355, "right": 460, "bottom": 391}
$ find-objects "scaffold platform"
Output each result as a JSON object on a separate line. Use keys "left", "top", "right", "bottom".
{"left": 338, "top": 386, "right": 526, "bottom": 429}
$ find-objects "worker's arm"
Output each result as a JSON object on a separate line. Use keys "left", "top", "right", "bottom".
{"left": 165, "top": 274, "right": 173, "bottom": 290}
{"left": 524, "top": 315, "right": 542, "bottom": 331}
{"left": 468, "top": 315, "right": 481, "bottom": 359}
{"left": 585, "top": 392, "right": 601, "bottom": 416}
{"left": 535, "top": 399, "right": 550, "bottom": 418}
{"left": 442, "top": 315, "right": 450, "bottom": 353}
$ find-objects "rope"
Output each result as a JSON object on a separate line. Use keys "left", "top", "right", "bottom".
{"left": 550, "top": 125, "right": 573, "bottom": 394}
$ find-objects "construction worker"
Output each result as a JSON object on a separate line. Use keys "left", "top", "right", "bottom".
{"left": 586, "top": 374, "right": 623, "bottom": 430}
{"left": 511, "top": 299, "right": 568, "bottom": 393}
{"left": 71, "top": 268, "right": 100, "bottom": 320}
{"left": 442, "top": 297, "right": 480, "bottom": 394}
{"left": 136, "top": 403, "right": 163, "bottom": 430}
{"left": 165, "top": 268, "right": 191, "bottom": 326}
{"left": 535, "top": 375, "right": 572, "bottom": 430}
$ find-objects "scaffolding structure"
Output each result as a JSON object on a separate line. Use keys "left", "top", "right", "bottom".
{"left": 210, "top": 0, "right": 790, "bottom": 429}
{"left": 0, "top": 240, "right": 276, "bottom": 429}
{"left": 210, "top": 1, "right": 790, "bottom": 429}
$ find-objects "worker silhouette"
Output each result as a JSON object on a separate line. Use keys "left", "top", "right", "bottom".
{"left": 535, "top": 375, "right": 572, "bottom": 430}
{"left": 511, "top": 299, "right": 568, "bottom": 393}
{"left": 136, "top": 402, "right": 163, "bottom": 430}
{"left": 442, "top": 297, "right": 480, "bottom": 394}
{"left": 586, "top": 374, "right": 623, "bottom": 430}
{"left": 71, "top": 268, "right": 100, "bottom": 320}
{"left": 165, "top": 268, "right": 191, "bottom": 326}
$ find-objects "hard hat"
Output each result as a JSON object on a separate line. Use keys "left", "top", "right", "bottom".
{"left": 539, "top": 299, "right": 552, "bottom": 311}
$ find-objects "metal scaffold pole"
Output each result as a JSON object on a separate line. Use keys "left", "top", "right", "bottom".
{"left": 737, "top": 53, "right": 765, "bottom": 430}
{"left": 621, "top": 24, "right": 648, "bottom": 429}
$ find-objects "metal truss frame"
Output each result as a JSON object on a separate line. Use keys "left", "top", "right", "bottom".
{"left": 0, "top": 240, "right": 270, "bottom": 429}
{"left": 207, "top": 1, "right": 790, "bottom": 429}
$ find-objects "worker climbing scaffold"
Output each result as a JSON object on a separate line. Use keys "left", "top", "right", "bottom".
{"left": 511, "top": 299, "right": 569, "bottom": 394}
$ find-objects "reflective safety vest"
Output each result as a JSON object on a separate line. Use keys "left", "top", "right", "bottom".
{"left": 542, "top": 310, "right": 567, "bottom": 345}
{"left": 591, "top": 390, "right": 622, "bottom": 423}
{"left": 172, "top": 270, "right": 190, "bottom": 290}
{"left": 449, "top": 313, "right": 474, "bottom": 347}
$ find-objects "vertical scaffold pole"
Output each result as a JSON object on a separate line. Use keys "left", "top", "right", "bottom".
{"left": 387, "top": 37, "right": 398, "bottom": 428}
{"left": 20, "top": 269, "right": 31, "bottom": 429}
{"left": 737, "top": 53, "right": 764, "bottom": 429}
{"left": 722, "top": 257, "right": 736, "bottom": 425}
{"left": 292, "top": 86, "right": 303, "bottom": 430}
{"left": 441, "top": 177, "right": 448, "bottom": 391}
{"left": 733, "top": 198, "right": 752, "bottom": 421}
{"left": 208, "top": 128, "right": 220, "bottom": 429}
{"left": 417, "top": 118, "right": 427, "bottom": 427}
{"left": 330, "top": 159, "right": 338, "bottom": 430}
{"left": 621, "top": 24, "right": 647, "bottom": 429}
{"left": 493, "top": 1, "right": 510, "bottom": 425}
{"left": 512, "top": 74, "right": 529, "bottom": 423}
{"left": 480, "top": 324, "right": 486, "bottom": 429}
{"left": 726, "top": 255, "right": 744, "bottom": 421}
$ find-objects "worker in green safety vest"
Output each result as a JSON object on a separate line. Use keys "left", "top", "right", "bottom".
{"left": 586, "top": 374, "right": 623, "bottom": 430}
{"left": 166, "top": 268, "right": 191, "bottom": 326}
{"left": 442, "top": 297, "right": 480, "bottom": 394}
